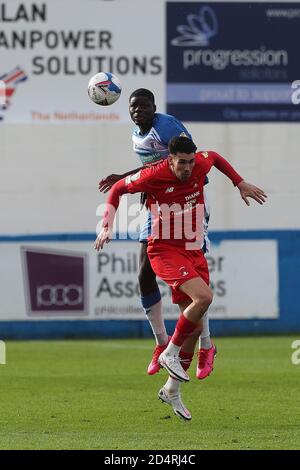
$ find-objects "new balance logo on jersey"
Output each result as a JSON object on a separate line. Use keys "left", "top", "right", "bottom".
{"left": 165, "top": 187, "right": 174, "bottom": 193}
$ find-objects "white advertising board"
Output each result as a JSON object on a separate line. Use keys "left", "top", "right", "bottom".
{"left": 0, "top": 0, "right": 165, "bottom": 123}
{"left": 0, "top": 239, "right": 278, "bottom": 321}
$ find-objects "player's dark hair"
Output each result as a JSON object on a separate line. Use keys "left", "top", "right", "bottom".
{"left": 168, "top": 136, "right": 197, "bottom": 155}
{"left": 129, "top": 88, "right": 155, "bottom": 104}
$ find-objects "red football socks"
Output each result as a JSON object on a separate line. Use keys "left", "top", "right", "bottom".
{"left": 171, "top": 314, "right": 197, "bottom": 347}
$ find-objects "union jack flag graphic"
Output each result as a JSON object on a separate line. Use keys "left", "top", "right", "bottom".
{"left": 0, "top": 67, "right": 28, "bottom": 120}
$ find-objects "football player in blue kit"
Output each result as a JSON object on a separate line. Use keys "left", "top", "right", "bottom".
{"left": 98, "top": 89, "right": 216, "bottom": 382}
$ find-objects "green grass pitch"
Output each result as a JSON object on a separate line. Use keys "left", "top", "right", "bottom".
{"left": 0, "top": 336, "right": 299, "bottom": 450}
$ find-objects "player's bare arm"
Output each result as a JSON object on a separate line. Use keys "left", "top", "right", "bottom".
{"left": 237, "top": 181, "right": 267, "bottom": 206}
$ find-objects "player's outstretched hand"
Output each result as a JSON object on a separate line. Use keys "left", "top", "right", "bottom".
{"left": 98, "top": 174, "right": 122, "bottom": 193}
{"left": 237, "top": 181, "right": 267, "bottom": 206}
{"left": 94, "top": 227, "right": 112, "bottom": 251}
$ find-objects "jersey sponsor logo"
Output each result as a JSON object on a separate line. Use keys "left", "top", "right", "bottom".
{"left": 185, "top": 191, "right": 200, "bottom": 201}
{"left": 165, "top": 186, "right": 174, "bottom": 193}
{"left": 135, "top": 148, "right": 162, "bottom": 159}
{"left": 125, "top": 171, "right": 141, "bottom": 185}
{"left": 202, "top": 152, "right": 209, "bottom": 158}
{"left": 131, "top": 171, "right": 141, "bottom": 182}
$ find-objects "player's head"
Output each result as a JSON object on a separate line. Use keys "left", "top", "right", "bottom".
{"left": 168, "top": 136, "right": 197, "bottom": 182}
{"left": 129, "top": 88, "right": 156, "bottom": 130}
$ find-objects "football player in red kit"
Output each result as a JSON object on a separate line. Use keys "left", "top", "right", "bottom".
{"left": 95, "top": 136, "right": 266, "bottom": 420}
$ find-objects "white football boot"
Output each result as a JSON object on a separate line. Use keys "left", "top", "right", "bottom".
{"left": 158, "top": 351, "right": 190, "bottom": 382}
{"left": 158, "top": 387, "right": 192, "bottom": 421}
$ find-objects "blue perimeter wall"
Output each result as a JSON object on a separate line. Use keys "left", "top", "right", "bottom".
{"left": 0, "top": 230, "right": 299, "bottom": 339}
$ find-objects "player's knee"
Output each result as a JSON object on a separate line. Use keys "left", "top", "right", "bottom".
{"left": 194, "top": 290, "right": 213, "bottom": 312}
{"left": 203, "top": 290, "right": 213, "bottom": 309}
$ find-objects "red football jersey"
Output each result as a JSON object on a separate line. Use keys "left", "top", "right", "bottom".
{"left": 103, "top": 151, "right": 243, "bottom": 247}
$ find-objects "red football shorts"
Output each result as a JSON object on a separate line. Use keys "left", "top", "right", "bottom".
{"left": 147, "top": 242, "right": 209, "bottom": 304}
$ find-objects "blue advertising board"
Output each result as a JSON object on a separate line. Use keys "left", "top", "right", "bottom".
{"left": 0, "top": 230, "right": 299, "bottom": 338}
{"left": 166, "top": 2, "right": 300, "bottom": 121}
